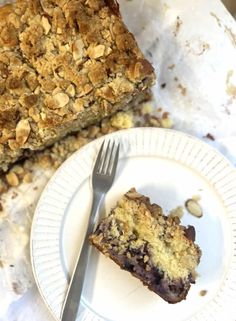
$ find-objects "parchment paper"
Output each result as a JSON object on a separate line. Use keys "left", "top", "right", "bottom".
{"left": 0, "top": 0, "right": 236, "bottom": 320}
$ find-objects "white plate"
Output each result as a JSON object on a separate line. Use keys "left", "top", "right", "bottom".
{"left": 31, "top": 128, "right": 236, "bottom": 321}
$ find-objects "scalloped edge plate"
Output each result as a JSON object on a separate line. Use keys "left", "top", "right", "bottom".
{"left": 31, "top": 128, "right": 236, "bottom": 321}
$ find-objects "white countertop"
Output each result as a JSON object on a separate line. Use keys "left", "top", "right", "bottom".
{"left": 0, "top": 0, "right": 236, "bottom": 320}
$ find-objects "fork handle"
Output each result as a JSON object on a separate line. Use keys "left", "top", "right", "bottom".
{"left": 61, "top": 190, "right": 104, "bottom": 321}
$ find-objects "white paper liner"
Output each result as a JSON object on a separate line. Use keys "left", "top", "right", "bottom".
{"left": 0, "top": 0, "right": 236, "bottom": 319}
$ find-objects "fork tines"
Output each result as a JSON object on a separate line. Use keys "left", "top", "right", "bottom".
{"left": 93, "top": 140, "right": 120, "bottom": 176}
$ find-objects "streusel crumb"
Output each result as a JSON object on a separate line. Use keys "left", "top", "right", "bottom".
{"left": 0, "top": 0, "right": 156, "bottom": 171}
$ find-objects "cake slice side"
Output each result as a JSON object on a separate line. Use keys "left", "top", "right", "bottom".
{"left": 89, "top": 188, "right": 201, "bottom": 304}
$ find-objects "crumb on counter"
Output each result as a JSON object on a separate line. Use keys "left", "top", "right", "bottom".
{"left": 226, "top": 70, "right": 236, "bottom": 97}
{"left": 11, "top": 192, "right": 18, "bottom": 199}
{"left": 162, "top": 112, "right": 169, "bottom": 119}
{"left": 110, "top": 112, "right": 134, "bottom": 129}
{"left": 0, "top": 179, "right": 7, "bottom": 193}
{"left": 157, "top": 112, "right": 173, "bottom": 129}
{"left": 204, "top": 133, "right": 215, "bottom": 141}
{"left": 0, "top": 103, "right": 172, "bottom": 196}
{"left": 173, "top": 16, "right": 183, "bottom": 37}
{"left": 23, "top": 173, "right": 33, "bottom": 184}
{"left": 168, "top": 64, "right": 175, "bottom": 70}
{"left": 141, "top": 103, "right": 153, "bottom": 115}
{"left": 177, "top": 83, "right": 187, "bottom": 96}
{"left": 12, "top": 282, "right": 23, "bottom": 295}
{"left": 160, "top": 117, "right": 173, "bottom": 129}
{"left": 6, "top": 172, "right": 19, "bottom": 187}
{"left": 12, "top": 166, "right": 24, "bottom": 176}
{"left": 37, "top": 155, "right": 53, "bottom": 169}
{"left": 146, "top": 115, "right": 161, "bottom": 127}
{"left": 199, "top": 290, "right": 207, "bottom": 296}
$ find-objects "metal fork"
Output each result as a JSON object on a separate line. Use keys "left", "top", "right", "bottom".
{"left": 61, "top": 140, "right": 120, "bottom": 321}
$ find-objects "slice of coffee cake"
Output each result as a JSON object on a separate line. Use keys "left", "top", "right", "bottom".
{"left": 89, "top": 188, "right": 201, "bottom": 303}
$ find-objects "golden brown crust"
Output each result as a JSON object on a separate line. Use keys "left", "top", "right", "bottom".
{"left": 0, "top": 0, "right": 155, "bottom": 171}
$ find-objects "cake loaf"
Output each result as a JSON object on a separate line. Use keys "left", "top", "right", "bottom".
{"left": 0, "top": 0, "right": 155, "bottom": 171}
{"left": 89, "top": 188, "right": 201, "bottom": 304}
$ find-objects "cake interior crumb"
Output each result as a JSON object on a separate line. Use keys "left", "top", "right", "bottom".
{"left": 92, "top": 190, "right": 201, "bottom": 280}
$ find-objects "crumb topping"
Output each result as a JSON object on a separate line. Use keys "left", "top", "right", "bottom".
{"left": 0, "top": 0, "right": 155, "bottom": 170}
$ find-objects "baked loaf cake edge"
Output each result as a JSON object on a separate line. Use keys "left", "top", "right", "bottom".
{"left": 0, "top": 0, "right": 155, "bottom": 171}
